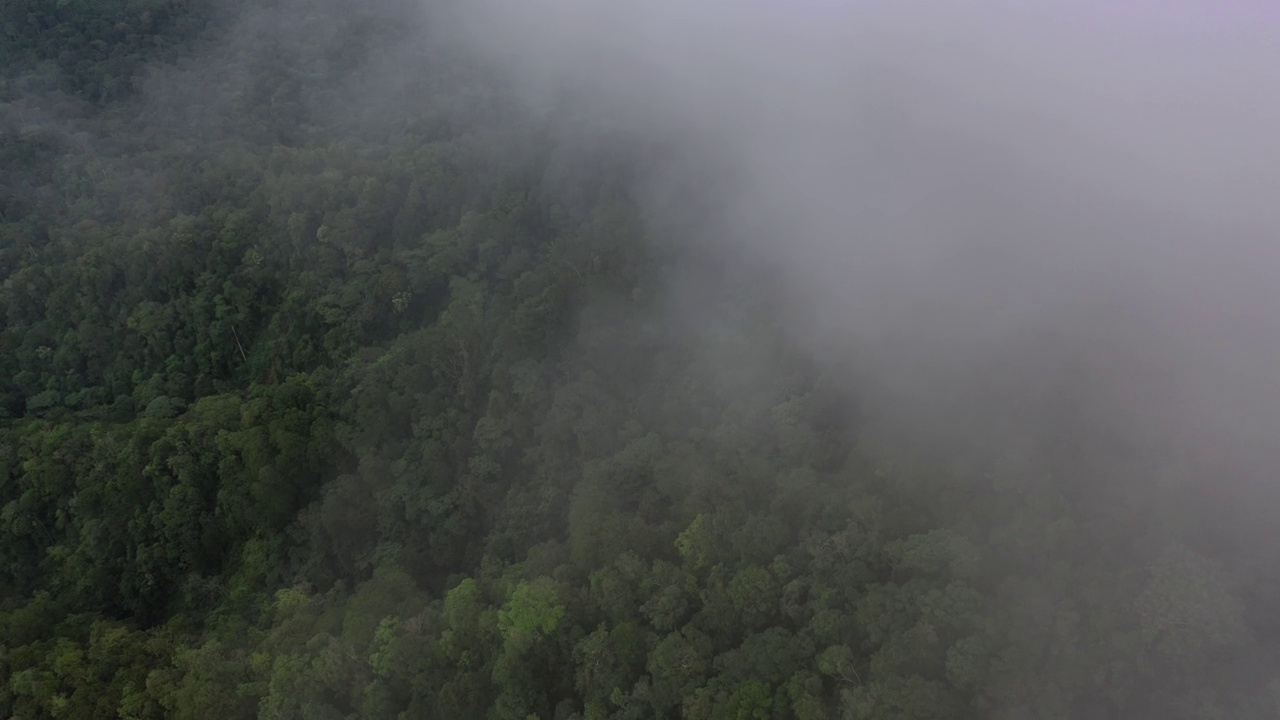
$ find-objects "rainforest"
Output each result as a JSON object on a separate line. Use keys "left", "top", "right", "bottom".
{"left": 3, "top": 1, "right": 1280, "bottom": 718}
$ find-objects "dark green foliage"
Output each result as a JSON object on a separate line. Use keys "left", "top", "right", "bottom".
{"left": 1, "top": 2, "right": 1277, "bottom": 720}
{"left": 1, "top": 0, "right": 223, "bottom": 105}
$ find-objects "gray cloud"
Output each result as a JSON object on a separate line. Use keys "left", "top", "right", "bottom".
{"left": 449, "top": 0, "right": 1280, "bottom": 476}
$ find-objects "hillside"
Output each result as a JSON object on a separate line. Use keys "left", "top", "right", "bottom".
{"left": 2, "top": 2, "right": 1278, "bottom": 719}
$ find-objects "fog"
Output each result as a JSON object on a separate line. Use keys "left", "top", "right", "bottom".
{"left": 444, "top": 0, "right": 1280, "bottom": 489}
{"left": 6, "top": 0, "right": 1280, "bottom": 715}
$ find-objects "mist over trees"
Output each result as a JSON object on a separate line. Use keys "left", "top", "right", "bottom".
{"left": 3, "top": 1, "right": 1280, "bottom": 719}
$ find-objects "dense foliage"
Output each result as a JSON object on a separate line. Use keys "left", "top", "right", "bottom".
{"left": 3, "top": 2, "right": 1279, "bottom": 719}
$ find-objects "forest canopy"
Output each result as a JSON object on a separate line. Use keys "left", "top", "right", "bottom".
{"left": 2, "top": 1, "right": 1279, "bottom": 719}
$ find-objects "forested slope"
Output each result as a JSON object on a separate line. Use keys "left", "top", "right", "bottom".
{"left": 2, "top": 2, "right": 1278, "bottom": 719}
